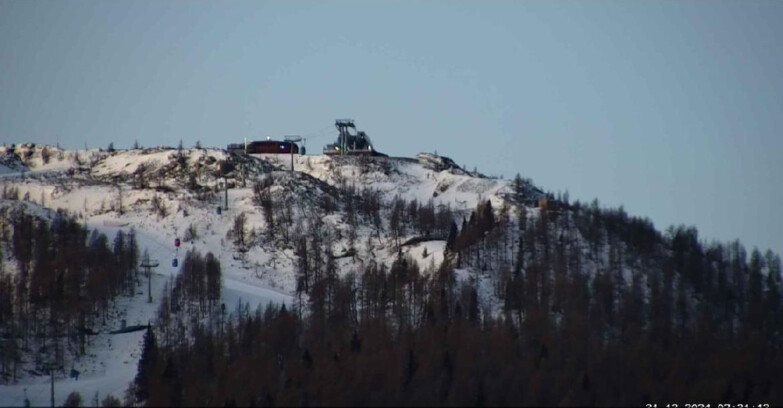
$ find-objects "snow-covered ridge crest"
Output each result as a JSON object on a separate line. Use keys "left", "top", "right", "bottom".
{"left": 416, "top": 152, "right": 471, "bottom": 175}
{"left": 258, "top": 152, "right": 541, "bottom": 216}
{"left": 1, "top": 143, "right": 77, "bottom": 173}
{"left": 0, "top": 144, "right": 276, "bottom": 186}
{"left": 1, "top": 144, "right": 549, "bottom": 226}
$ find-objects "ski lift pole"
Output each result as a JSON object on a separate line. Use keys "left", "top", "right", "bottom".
{"left": 285, "top": 136, "right": 302, "bottom": 172}
{"left": 140, "top": 255, "right": 160, "bottom": 304}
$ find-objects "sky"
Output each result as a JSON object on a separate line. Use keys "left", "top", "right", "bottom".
{"left": 1, "top": 1, "right": 782, "bottom": 256}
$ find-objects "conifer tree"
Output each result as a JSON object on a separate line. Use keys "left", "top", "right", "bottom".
{"left": 134, "top": 325, "right": 158, "bottom": 403}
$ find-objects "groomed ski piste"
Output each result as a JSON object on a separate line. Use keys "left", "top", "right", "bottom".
{"left": 0, "top": 144, "right": 541, "bottom": 406}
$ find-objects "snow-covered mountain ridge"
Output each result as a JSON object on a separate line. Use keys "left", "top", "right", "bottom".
{"left": 3, "top": 143, "right": 781, "bottom": 406}
{"left": 0, "top": 143, "right": 548, "bottom": 404}
{"left": 0, "top": 143, "right": 549, "bottom": 405}
{"left": 0, "top": 143, "right": 549, "bottom": 324}
{"left": 0, "top": 144, "right": 544, "bottom": 244}
{"left": 0, "top": 143, "right": 543, "bottom": 290}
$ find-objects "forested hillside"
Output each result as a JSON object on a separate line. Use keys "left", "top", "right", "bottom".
{"left": 0, "top": 205, "right": 140, "bottom": 381}
{"left": 134, "top": 194, "right": 783, "bottom": 406}
{"left": 0, "top": 144, "right": 780, "bottom": 406}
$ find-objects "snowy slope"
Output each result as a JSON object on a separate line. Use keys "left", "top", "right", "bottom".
{"left": 0, "top": 145, "right": 542, "bottom": 299}
{"left": 260, "top": 153, "right": 512, "bottom": 216}
{"left": 0, "top": 144, "right": 542, "bottom": 406}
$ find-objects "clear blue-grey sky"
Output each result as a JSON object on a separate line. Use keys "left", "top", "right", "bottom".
{"left": 1, "top": 1, "right": 781, "bottom": 256}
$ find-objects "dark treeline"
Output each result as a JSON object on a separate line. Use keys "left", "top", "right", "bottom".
{"left": 134, "top": 180, "right": 783, "bottom": 406}
{"left": 0, "top": 206, "right": 139, "bottom": 382}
